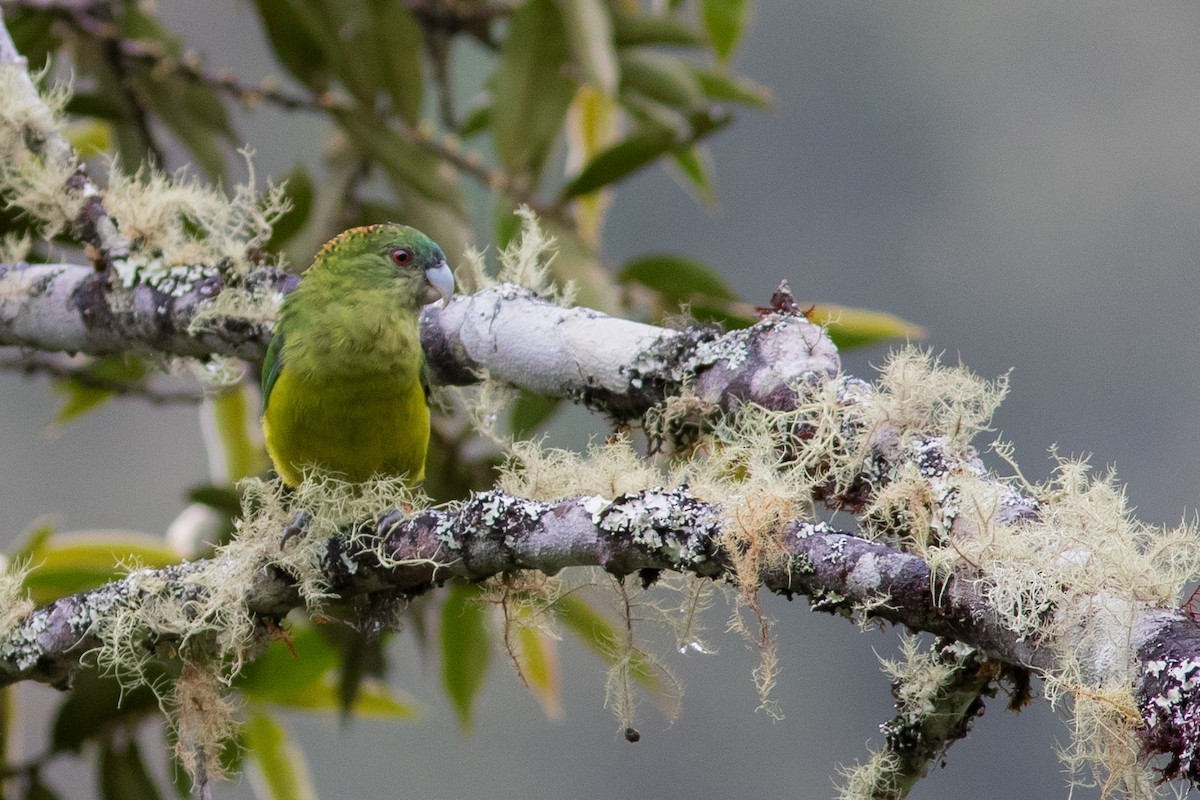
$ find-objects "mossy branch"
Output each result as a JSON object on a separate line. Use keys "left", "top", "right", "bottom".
{"left": 0, "top": 482, "right": 1196, "bottom": 784}
{"left": 0, "top": 18, "right": 130, "bottom": 272}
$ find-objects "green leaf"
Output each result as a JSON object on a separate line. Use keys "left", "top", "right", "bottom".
{"left": 491, "top": 0, "right": 575, "bottom": 179}
{"left": 700, "top": 0, "right": 750, "bottom": 62}
{"left": 11, "top": 516, "right": 56, "bottom": 564}
{"left": 242, "top": 713, "right": 318, "bottom": 800}
{"left": 457, "top": 102, "right": 491, "bottom": 138}
{"left": 560, "top": 126, "right": 676, "bottom": 200}
{"left": 514, "top": 622, "right": 562, "bottom": 719}
{"left": 237, "top": 625, "right": 340, "bottom": 701}
{"left": 138, "top": 74, "right": 235, "bottom": 180}
{"left": 251, "top": 0, "right": 332, "bottom": 91}
{"left": 23, "top": 531, "right": 182, "bottom": 606}
{"left": 333, "top": 5, "right": 384, "bottom": 107}
{"left": 810, "top": 303, "right": 926, "bottom": 350}
{"left": 52, "top": 668, "right": 161, "bottom": 753}
{"left": 259, "top": 675, "right": 420, "bottom": 720}
{"left": 440, "top": 583, "right": 492, "bottom": 731}
{"left": 332, "top": 627, "right": 386, "bottom": 716}
{"left": 511, "top": 391, "right": 563, "bottom": 438}
{"left": 22, "top": 776, "right": 61, "bottom": 800}
{"left": 373, "top": 0, "right": 424, "bottom": 125}
{"left": 671, "top": 144, "right": 717, "bottom": 207}
{"left": 555, "top": 0, "right": 619, "bottom": 94}
{"left": 99, "top": 738, "right": 163, "bottom": 800}
{"left": 6, "top": 10, "right": 61, "bottom": 69}
{"left": 186, "top": 484, "right": 245, "bottom": 519}
{"left": 612, "top": 13, "right": 705, "bottom": 47}
{"left": 618, "top": 253, "right": 737, "bottom": 306}
{"left": 554, "top": 595, "right": 671, "bottom": 704}
{"left": 51, "top": 355, "right": 147, "bottom": 428}
{"left": 65, "top": 93, "right": 129, "bottom": 122}
{"left": 620, "top": 50, "right": 705, "bottom": 111}
{"left": 692, "top": 66, "right": 773, "bottom": 109}
{"left": 336, "top": 112, "right": 467, "bottom": 214}
{"left": 266, "top": 166, "right": 315, "bottom": 252}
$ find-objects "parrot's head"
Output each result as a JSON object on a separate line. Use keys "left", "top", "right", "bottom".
{"left": 309, "top": 223, "right": 455, "bottom": 310}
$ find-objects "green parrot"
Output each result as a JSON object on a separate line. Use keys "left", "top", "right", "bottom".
{"left": 261, "top": 224, "right": 455, "bottom": 487}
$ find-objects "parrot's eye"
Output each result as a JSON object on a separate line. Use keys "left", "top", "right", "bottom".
{"left": 390, "top": 248, "right": 414, "bottom": 268}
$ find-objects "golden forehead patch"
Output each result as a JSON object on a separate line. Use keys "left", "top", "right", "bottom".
{"left": 314, "top": 224, "right": 393, "bottom": 259}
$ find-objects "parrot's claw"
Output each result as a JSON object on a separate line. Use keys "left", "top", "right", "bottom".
{"left": 376, "top": 505, "right": 414, "bottom": 538}
{"left": 280, "top": 509, "right": 313, "bottom": 548}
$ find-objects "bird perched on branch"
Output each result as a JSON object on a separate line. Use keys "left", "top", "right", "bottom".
{"left": 261, "top": 224, "right": 455, "bottom": 486}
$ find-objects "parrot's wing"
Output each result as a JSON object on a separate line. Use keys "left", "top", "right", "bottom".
{"left": 419, "top": 354, "right": 432, "bottom": 404}
{"left": 261, "top": 328, "right": 286, "bottom": 411}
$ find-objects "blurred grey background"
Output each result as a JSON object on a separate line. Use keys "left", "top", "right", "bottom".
{"left": 5, "top": 1, "right": 1200, "bottom": 798}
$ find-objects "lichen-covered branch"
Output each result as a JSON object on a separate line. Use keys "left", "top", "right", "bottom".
{"left": 0, "top": 261, "right": 293, "bottom": 359}
{"left": 0, "top": 13, "right": 130, "bottom": 272}
{"left": 3, "top": 481, "right": 1197, "bottom": 786}
{"left": 420, "top": 284, "right": 841, "bottom": 417}
{"left": 0, "top": 487, "right": 1034, "bottom": 690}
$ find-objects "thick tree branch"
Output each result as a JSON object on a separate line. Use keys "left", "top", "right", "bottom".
{"left": 3, "top": 261, "right": 1199, "bottom": 783}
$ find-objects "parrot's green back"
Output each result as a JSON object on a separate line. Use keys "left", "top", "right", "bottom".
{"left": 262, "top": 224, "right": 452, "bottom": 486}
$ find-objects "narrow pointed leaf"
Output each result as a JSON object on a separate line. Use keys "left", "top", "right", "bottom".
{"left": 700, "top": 0, "right": 750, "bottom": 62}
{"left": 491, "top": 0, "right": 575, "bottom": 178}
{"left": 373, "top": 0, "right": 424, "bottom": 124}
{"left": 99, "top": 738, "right": 163, "bottom": 800}
{"left": 251, "top": 0, "right": 331, "bottom": 90}
{"left": 243, "top": 713, "right": 318, "bottom": 800}
{"left": 671, "top": 145, "right": 717, "bottom": 207}
{"left": 618, "top": 253, "right": 737, "bottom": 304}
{"left": 612, "top": 13, "right": 704, "bottom": 47}
{"left": 692, "top": 66, "right": 773, "bottom": 109}
{"left": 560, "top": 126, "right": 676, "bottom": 200}
{"left": 620, "top": 50, "right": 705, "bottom": 111}
{"left": 556, "top": 0, "right": 619, "bottom": 94}
{"left": 440, "top": 583, "right": 492, "bottom": 731}
{"left": 515, "top": 625, "right": 563, "bottom": 719}
{"left": 810, "top": 303, "right": 926, "bottom": 350}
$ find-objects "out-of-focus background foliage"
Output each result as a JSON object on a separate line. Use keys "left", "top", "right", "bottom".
{"left": 3, "top": 1, "right": 1200, "bottom": 798}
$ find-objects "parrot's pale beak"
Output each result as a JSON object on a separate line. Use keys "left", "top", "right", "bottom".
{"left": 423, "top": 260, "right": 455, "bottom": 303}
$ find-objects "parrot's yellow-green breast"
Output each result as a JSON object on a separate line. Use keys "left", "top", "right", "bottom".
{"left": 261, "top": 224, "right": 453, "bottom": 486}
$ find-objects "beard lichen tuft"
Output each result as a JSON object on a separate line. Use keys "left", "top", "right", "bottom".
{"left": 0, "top": 66, "right": 81, "bottom": 236}
{"left": 105, "top": 149, "right": 290, "bottom": 288}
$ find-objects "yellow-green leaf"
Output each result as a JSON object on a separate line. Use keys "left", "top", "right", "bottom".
{"left": 237, "top": 625, "right": 339, "bottom": 701}
{"left": 700, "top": 0, "right": 750, "bottom": 62}
{"left": 515, "top": 625, "right": 563, "bottom": 720}
{"left": 556, "top": 0, "right": 619, "bottom": 94}
{"left": 671, "top": 145, "right": 717, "bottom": 207}
{"left": 612, "top": 12, "right": 704, "bottom": 47}
{"left": 242, "top": 713, "right": 318, "bottom": 800}
{"left": 374, "top": 0, "right": 424, "bottom": 125}
{"left": 560, "top": 126, "right": 676, "bottom": 200}
{"left": 554, "top": 594, "right": 668, "bottom": 700}
{"left": 23, "top": 531, "right": 181, "bottom": 605}
{"left": 618, "top": 253, "right": 737, "bottom": 304}
{"left": 99, "top": 738, "right": 163, "bottom": 800}
{"left": 810, "top": 303, "right": 926, "bottom": 350}
{"left": 693, "top": 66, "right": 773, "bottom": 109}
{"left": 261, "top": 675, "right": 420, "bottom": 720}
{"left": 440, "top": 583, "right": 492, "bottom": 731}
{"left": 491, "top": 0, "right": 575, "bottom": 179}
{"left": 620, "top": 50, "right": 705, "bottom": 111}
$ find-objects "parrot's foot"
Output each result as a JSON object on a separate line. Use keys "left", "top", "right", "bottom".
{"left": 376, "top": 505, "right": 414, "bottom": 538}
{"left": 280, "top": 509, "right": 313, "bottom": 548}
